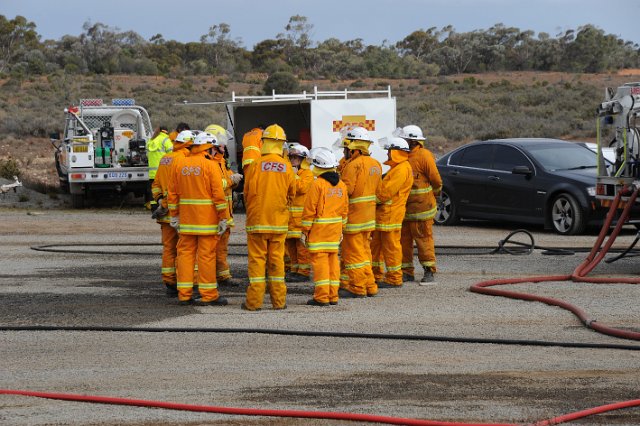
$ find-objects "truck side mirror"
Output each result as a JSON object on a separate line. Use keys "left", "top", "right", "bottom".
{"left": 49, "top": 131, "right": 60, "bottom": 140}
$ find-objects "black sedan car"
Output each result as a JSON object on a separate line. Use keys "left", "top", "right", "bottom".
{"left": 434, "top": 138, "right": 607, "bottom": 235}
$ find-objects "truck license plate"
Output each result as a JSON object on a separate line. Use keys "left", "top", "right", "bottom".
{"left": 108, "top": 172, "right": 128, "bottom": 179}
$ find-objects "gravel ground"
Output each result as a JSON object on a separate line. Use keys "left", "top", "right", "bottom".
{"left": 0, "top": 208, "right": 639, "bottom": 425}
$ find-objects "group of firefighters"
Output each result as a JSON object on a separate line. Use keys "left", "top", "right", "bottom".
{"left": 147, "top": 121, "right": 442, "bottom": 310}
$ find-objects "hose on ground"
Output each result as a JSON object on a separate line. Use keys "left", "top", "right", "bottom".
{"left": 1, "top": 389, "right": 638, "bottom": 426}
{"left": 2, "top": 325, "right": 639, "bottom": 351}
{"left": 470, "top": 187, "right": 640, "bottom": 341}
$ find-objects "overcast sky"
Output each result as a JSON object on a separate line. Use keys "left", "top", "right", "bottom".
{"left": 2, "top": 0, "right": 640, "bottom": 48}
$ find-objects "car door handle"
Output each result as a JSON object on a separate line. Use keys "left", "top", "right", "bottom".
{"left": 488, "top": 175, "right": 501, "bottom": 181}
{"left": 450, "top": 170, "right": 459, "bottom": 176}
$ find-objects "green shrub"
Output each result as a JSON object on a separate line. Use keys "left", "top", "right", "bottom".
{"left": 0, "top": 159, "right": 21, "bottom": 179}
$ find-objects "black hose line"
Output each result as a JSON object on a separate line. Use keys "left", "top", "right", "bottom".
{"left": 2, "top": 325, "right": 639, "bottom": 351}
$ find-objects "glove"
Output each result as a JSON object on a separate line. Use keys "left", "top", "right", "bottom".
{"left": 300, "top": 232, "right": 308, "bottom": 248}
{"left": 230, "top": 173, "right": 243, "bottom": 185}
{"left": 151, "top": 202, "right": 168, "bottom": 220}
{"left": 218, "top": 218, "right": 228, "bottom": 235}
{"left": 170, "top": 216, "right": 180, "bottom": 232}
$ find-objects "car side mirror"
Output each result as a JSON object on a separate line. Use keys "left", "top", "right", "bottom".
{"left": 512, "top": 165, "right": 532, "bottom": 177}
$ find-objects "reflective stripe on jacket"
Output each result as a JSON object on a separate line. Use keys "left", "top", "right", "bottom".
{"left": 244, "top": 153, "right": 296, "bottom": 234}
{"left": 375, "top": 160, "right": 413, "bottom": 231}
{"left": 147, "top": 131, "right": 173, "bottom": 179}
{"left": 288, "top": 168, "right": 314, "bottom": 238}
{"left": 167, "top": 150, "right": 230, "bottom": 235}
{"left": 151, "top": 147, "right": 189, "bottom": 223}
{"left": 341, "top": 151, "right": 382, "bottom": 234}
{"left": 241, "top": 128, "right": 263, "bottom": 170}
{"left": 405, "top": 146, "right": 442, "bottom": 221}
{"left": 212, "top": 152, "right": 235, "bottom": 221}
{"left": 301, "top": 174, "right": 349, "bottom": 252}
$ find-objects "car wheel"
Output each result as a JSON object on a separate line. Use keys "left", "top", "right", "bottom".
{"left": 550, "top": 193, "right": 586, "bottom": 235}
{"left": 435, "top": 189, "right": 459, "bottom": 226}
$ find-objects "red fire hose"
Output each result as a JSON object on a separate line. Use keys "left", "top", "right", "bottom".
{"left": 471, "top": 187, "right": 640, "bottom": 341}
{"left": 1, "top": 389, "right": 639, "bottom": 425}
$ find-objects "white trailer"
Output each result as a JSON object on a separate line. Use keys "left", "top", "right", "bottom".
{"left": 184, "top": 87, "right": 397, "bottom": 171}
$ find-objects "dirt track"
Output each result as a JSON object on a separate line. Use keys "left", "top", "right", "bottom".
{"left": 1, "top": 208, "right": 639, "bottom": 425}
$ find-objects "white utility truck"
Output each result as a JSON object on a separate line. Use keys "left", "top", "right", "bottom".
{"left": 52, "top": 98, "right": 152, "bottom": 208}
{"left": 183, "top": 86, "right": 397, "bottom": 171}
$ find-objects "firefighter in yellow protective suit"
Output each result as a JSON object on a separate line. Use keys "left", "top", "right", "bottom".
{"left": 302, "top": 148, "right": 349, "bottom": 306}
{"left": 243, "top": 124, "right": 296, "bottom": 311}
{"left": 151, "top": 130, "right": 194, "bottom": 297}
{"left": 285, "top": 143, "right": 314, "bottom": 282}
{"left": 371, "top": 137, "right": 414, "bottom": 288}
{"left": 146, "top": 126, "right": 173, "bottom": 209}
{"left": 337, "top": 127, "right": 382, "bottom": 298}
{"left": 399, "top": 125, "right": 443, "bottom": 285}
{"left": 168, "top": 131, "right": 230, "bottom": 306}
{"left": 205, "top": 124, "right": 244, "bottom": 286}
{"left": 241, "top": 126, "right": 264, "bottom": 173}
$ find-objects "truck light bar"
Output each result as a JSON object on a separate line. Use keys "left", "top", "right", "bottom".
{"left": 80, "top": 99, "right": 103, "bottom": 107}
{"left": 112, "top": 98, "right": 135, "bottom": 106}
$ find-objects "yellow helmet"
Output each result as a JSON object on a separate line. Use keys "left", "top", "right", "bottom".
{"left": 204, "top": 124, "right": 233, "bottom": 146}
{"left": 262, "top": 124, "right": 287, "bottom": 142}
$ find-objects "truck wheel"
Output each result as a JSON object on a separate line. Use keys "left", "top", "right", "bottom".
{"left": 71, "top": 194, "right": 85, "bottom": 209}
{"left": 434, "top": 189, "right": 459, "bottom": 226}
{"left": 550, "top": 193, "right": 586, "bottom": 235}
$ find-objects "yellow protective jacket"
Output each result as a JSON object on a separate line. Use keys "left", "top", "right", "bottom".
{"left": 151, "top": 146, "right": 190, "bottom": 223}
{"left": 405, "top": 146, "right": 442, "bottom": 221}
{"left": 147, "top": 131, "right": 173, "bottom": 179}
{"left": 288, "top": 167, "right": 314, "bottom": 238}
{"left": 337, "top": 156, "right": 349, "bottom": 175}
{"left": 375, "top": 160, "right": 413, "bottom": 231}
{"left": 244, "top": 153, "right": 296, "bottom": 234}
{"left": 167, "top": 149, "right": 230, "bottom": 235}
{"left": 241, "top": 128, "right": 263, "bottom": 170}
{"left": 212, "top": 152, "right": 236, "bottom": 225}
{"left": 301, "top": 172, "right": 349, "bottom": 252}
{"left": 341, "top": 151, "right": 382, "bottom": 234}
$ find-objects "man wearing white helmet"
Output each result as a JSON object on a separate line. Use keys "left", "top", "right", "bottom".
{"left": 337, "top": 127, "right": 382, "bottom": 298}
{"left": 167, "top": 131, "right": 230, "bottom": 306}
{"left": 302, "top": 148, "right": 349, "bottom": 306}
{"left": 205, "top": 124, "right": 242, "bottom": 286}
{"left": 399, "top": 125, "right": 442, "bottom": 284}
{"left": 285, "top": 143, "right": 314, "bottom": 282}
{"left": 150, "top": 130, "right": 195, "bottom": 297}
{"left": 372, "top": 137, "right": 414, "bottom": 288}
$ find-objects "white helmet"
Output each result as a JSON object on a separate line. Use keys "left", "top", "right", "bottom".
{"left": 175, "top": 130, "right": 194, "bottom": 143}
{"left": 345, "top": 126, "right": 374, "bottom": 143}
{"left": 288, "top": 143, "right": 310, "bottom": 158}
{"left": 309, "top": 147, "right": 339, "bottom": 169}
{"left": 400, "top": 125, "right": 425, "bottom": 141}
{"left": 381, "top": 136, "right": 410, "bottom": 152}
{"left": 193, "top": 131, "right": 217, "bottom": 146}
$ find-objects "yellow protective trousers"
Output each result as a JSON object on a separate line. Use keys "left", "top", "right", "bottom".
{"left": 216, "top": 229, "right": 231, "bottom": 281}
{"left": 285, "top": 237, "right": 311, "bottom": 276}
{"left": 176, "top": 234, "right": 219, "bottom": 302}
{"left": 245, "top": 233, "right": 287, "bottom": 310}
{"left": 371, "top": 229, "right": 403, "bottom": 285}
{"left": 401, "top": 219, "right": 436, "bottom": 277}
{"left": 340, "top": 231, "right": 376, "bottom": 296}
{"left": 160, "top": 223, "right": 178, "bottom": 285}
{"left": 311, "top": 251, "right": 340, "bottom": 304}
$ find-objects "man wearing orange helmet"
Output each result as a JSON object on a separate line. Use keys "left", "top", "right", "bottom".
{"left": 242, "top": 124, "right": 296, "bottom": 311}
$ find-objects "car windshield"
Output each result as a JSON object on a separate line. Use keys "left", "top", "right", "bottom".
{"left": 525, "top": 144, "right": 598, "bottom": 171}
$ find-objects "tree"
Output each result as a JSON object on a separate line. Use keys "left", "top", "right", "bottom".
{"left": 263, "top": 71, "right": 299, "bottom": 95}
{"left": 0, "top": 15, "right": 40, "bottom": 74}
{"left": 200, "top": 23, "right": 243, "bottom": 74}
